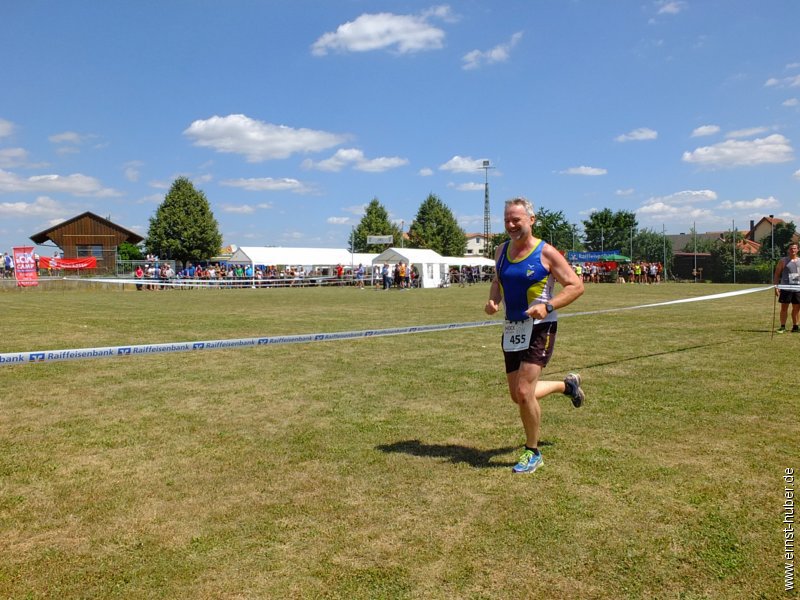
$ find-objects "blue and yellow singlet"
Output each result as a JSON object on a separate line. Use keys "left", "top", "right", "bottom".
{"left": 497, "top": 239, "right": 556, "bottom": 323}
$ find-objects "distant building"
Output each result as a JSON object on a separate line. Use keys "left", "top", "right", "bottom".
{"left": 747, "top": 216, "right": 783, "bottom": 246}
{"left": 465, "top": 233, "right": 490, "bottom": 256}
{"left": 665, "top": 231, "right": 722, "bottom": 253}
{"left": 667, "top": 224, "right": 765, "bottom": 258}
{"left": 30, "top": 212, "right": 143, "bottom": 274}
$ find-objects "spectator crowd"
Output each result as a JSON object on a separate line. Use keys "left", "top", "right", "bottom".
{"left": 572, "top": 261, "right": 664, "bottom": 284}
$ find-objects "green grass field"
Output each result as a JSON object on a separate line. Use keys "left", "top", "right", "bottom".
{"left": 0, "top": 282, "right": 795, "bottom": 599}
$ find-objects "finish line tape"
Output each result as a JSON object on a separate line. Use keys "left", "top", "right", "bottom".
{"left": 0, "top": 285, "right": 780, "bottom": 367}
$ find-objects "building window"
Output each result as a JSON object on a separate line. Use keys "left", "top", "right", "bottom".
{"left": 76, "top": 245, "right": 105, "bottom": 260}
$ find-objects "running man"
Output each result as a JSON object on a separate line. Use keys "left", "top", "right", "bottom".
{"left": 774, "top": 242, "right": 800, "bottom": 333}
{"left": 485, "top": 197, "right": 586, "bottom": 474}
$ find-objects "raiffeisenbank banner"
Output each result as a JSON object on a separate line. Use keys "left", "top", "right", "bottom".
{"left": 13, "top": 247, "right": 38, "bottom": 287}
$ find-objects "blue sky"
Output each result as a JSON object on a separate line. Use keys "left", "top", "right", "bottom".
{"left": 2, "top": 0, "right": 799, "bottom": 254}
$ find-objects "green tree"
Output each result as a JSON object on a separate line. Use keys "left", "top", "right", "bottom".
{"left": 117, "top": 241, "right": 143, "bottom": 261}
{"left": 581, "top": 209, "right": 637, "bottom": 255}
{"left": 707, "top": 230, "right": 745, "bottom": 282}
{"left": 350, "top": 198, "right": 402, "bottom": 252}
{"left": 146, "top": 177, "right": 222, "bottom": 265}
{"left": 533, "top": 207, "right": 580, "bottom": 251}
{"left": 633, "top": 228, "right": 672, "bottom": 264}
{"left": 407, "top": 194, "right": 466, "bottom": 256}
{"left": 758, "top": 221, "right": 797, "bottom": 261}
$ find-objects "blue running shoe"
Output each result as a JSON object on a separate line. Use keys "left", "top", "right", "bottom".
{"left": 512, "top": 449, "right": 543, "bottom": 474}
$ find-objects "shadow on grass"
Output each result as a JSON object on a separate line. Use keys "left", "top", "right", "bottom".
{"left": 579, "top": 340, "right": 732, "bottom": 370}
{"left": 376, "top": 439, "right": 553, "bottom": 469}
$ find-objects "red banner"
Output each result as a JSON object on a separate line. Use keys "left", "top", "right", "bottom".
{"left": 13, "top": 247, "right": 38, "bottom": 287}
{"left": 39, "top": 256, "right": 98, "bottom": 270}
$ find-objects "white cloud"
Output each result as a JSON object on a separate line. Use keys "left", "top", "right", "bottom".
{"left": 356, "top": 155, "right": 409, "bottom": 172}
{"left": 124, "top": 161, "right": 143, "bottom": 182}
{"left": 220, "top": 177, "right": 311, "bottom": 193}
{"left": 615, "top": 127, "right": 658, "bottom": 142}
{"left": 462, "top": 31, "right": 523, "bottom": 70}
{"left": 136, "top": 193, "right": 164, "bottom": 204}
{"left": 559, "top": 166, "right": 607, "bottom": 176}
{"left": 439, "top": 155, "right": 487, "bottom": 173}
{"left": 615, "top": 188, "right": 635, "bottom": 196}
{"left": 726, "top": 126, "right": 768, "bottom": 139}
{"left": 55, "top": 146, "right": 80, "bottom": 156}
{"left": 0, "top": 195, "right": 69, "bottom": 218}
{"left": 184, "top": 114, "right": 349, "bottom": 163}
{"left": 327, "top": 216, "right": 351, "bottom": 225}
{"left": 765, "top": 74, "right": 800, "bottom": 88}
{"left": 302, "top": 148, "right": 408, "bottom": 172}
{"left": 418, "top": 167, "right": 434, "bottom": 176}
{"left": 638, "top": 202, "right": 714, "bottom": 221}
{"left": 448, "top": 181, "right": 485, "bottom": 191}
{"left": 794, "top": 169, "right": 800, "bottom": 179}
{"left": 48, "top": 131, "right": 84, "bottom": 144}
{"left": 311, "top": 6, "right": 452, "bottom": 56}
{"left": 0, "top": 118, "right": 15, "bottom": 138}
{"left": 421, "top": 5, "right": 459, "bottom": 22}
{"left": 304, "top": 148, "right": 364, "bottom": 172}
{"left": 691, "top": 125, "right": 720, "bottom": 137}
{"left": 221, "top": 204, "right": 256, "bottom": 214}
{"left": 651, "top": 189, "right": 718, "bottom": 204}
{"left": 783, "top": 98, "right": 799, "bottom": 107}
{"left": 682, "top": 134, "right": 794, "bottom": 167}
{"left": 656, "top": 1, "right": 687, "bottom": 15}
{"left": 0, "top": 148, "right": 31, "bottom": 168}
{"left": 343, "top": 204, "right": 368, "bottom": 215}
{"left": 718, "top": 196, "right": 779, "bottom": 210}
{"left": 639, "top": 193, "right": 716, "bottom": 217}
{"left": 636, "top": 189, "right": 725, "bottom": 223}
{"left": 0, "top": 168, "right": 118, "bottom": 196}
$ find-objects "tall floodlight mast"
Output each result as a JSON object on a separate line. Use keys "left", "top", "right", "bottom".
{"left": 481, "top": 159, "right": 494, "bottom": 257}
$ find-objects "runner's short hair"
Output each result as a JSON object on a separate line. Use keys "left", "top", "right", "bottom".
{"left": 505, "top": 197, "right": 535, "bottom": 218}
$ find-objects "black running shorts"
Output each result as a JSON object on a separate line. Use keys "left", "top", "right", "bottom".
{"left": 778, "top": 290, "right": 800, "bottom": 304}
{"left": 503, "top": 321, "right": 558, "bottom": 374}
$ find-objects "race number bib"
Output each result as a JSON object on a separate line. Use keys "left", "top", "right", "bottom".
{"left": 503, "top": 319, "right": 534, "bottom": 352}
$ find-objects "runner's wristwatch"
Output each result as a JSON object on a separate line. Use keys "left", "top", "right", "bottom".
{"left": 545, "top": 303, "right": 554, "bottom": 314}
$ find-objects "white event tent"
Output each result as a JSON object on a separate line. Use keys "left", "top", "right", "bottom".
{"left": 372, "top": 247, "right": 456, "bottom": 288}
{"left": 228, "top": 247, "right": 377, "bottom": 274}
{"left": 226, "top": 246, "right": 494, "bottom": 287}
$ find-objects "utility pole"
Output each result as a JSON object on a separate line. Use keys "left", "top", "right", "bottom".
{"left": 732, "top": 219, "right": 736, "bottom": 284}
{"left": 770, "top": 214, "right": 775, "bottom": 273}
{"left": 480, "top": 160, "right": 494, "bottom": 257}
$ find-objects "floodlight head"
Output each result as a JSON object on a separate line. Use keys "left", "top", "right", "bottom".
{"left": 482, "top": 160, "right": 490, "bottom": 168}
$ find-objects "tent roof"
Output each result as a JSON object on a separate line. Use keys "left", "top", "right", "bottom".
{"left": 599, "top": 253, "right": 630, "bottom": 262}
{"left": 372, "top": 248, "right": 496, "bottom": 266}
{"left": 229, "top": 246, "right": 377, "bottom": 267}
{"left": 372, "top": 247, "right": 447, "bottom": 264}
